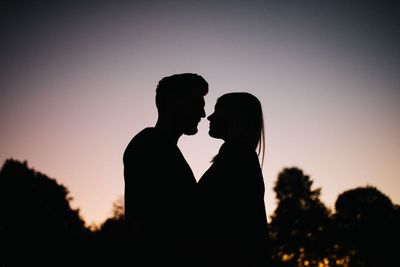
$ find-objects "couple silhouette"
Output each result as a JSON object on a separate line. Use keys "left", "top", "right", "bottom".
{"left": 123, "top": 73, "right": 269, "bottom": 267}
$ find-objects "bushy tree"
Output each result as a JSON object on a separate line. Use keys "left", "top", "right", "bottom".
{"left": 333, "top": 186, "right": 399, "bottom": 266}
{"left": 91, "top": 197, "right": 130, "bottom": 264}
{"left": 0, "top": 159, "right": 91, "bottom": 266}
{"left": 269, "top": 167, "right": 333, "bottom": 266}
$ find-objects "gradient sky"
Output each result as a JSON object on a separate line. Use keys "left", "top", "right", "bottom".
{"left": 1, "top": 0, "right": 399, "bottom": 226}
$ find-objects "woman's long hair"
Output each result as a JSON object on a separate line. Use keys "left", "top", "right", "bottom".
{"left": 217, "top": 92, "right": 265, "bottom": 166}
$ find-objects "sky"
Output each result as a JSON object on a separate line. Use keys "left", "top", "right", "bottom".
{"left": 1, "top": 0, "right": 399, "bottom": 226}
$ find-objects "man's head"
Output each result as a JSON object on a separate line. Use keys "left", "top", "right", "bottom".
{"left": 155, "top": 73, "right": 209, "bottom": 135}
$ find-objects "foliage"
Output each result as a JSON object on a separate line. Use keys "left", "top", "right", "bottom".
{"left": 269, "top": 167, "right": 399, "bottom": 267}
{"left": 90, "top": 196, "right": 130, "bottom": 264}
{"left": 1, "top": 159, "right": 399, "bottom": 266}
{"left": 269, "top": 167, "right": 336, "bottom": 266}
{"left": 0, "top": 158, "right": 91, "bottom": 265}
{"left": 333, "top": 186, "right": 399, "bottom": 266}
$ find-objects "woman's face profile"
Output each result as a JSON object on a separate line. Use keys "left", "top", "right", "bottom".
{"left": 207, "top": 99, "right": 229, "bottom": 140}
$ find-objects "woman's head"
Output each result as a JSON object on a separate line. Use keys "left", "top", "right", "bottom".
{"left": 208, "top": 92, "right": 265, "bottom": 161}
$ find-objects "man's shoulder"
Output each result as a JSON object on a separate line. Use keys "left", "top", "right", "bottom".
{"left": 124, "top": 128, "right": 154, "bottom": 157}
{"left": 130, "top": 127, "right": 158, "bottom": 142}
{"left": 123, "top": 127, "right": 169, "bottom": 160}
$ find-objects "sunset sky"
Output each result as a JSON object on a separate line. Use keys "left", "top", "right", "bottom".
{"left": 1, "top": 0, "right": 399, "bottom": 226}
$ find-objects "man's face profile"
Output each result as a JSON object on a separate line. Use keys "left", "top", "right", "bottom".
{"left": 179, "top": 91, "right": 206, "bottom": 136}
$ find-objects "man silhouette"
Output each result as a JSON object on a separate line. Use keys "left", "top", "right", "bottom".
{"left": 123, "top": 73, "right": 208, "bottom": 266}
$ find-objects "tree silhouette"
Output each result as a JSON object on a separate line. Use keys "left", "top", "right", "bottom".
{"left": 0, "top": 159, "right": 91, "bottom": 266}
{"left": 91, "top": 197, "right": 130, "bottom": 264}
{"left": 2, "top": 158, "right": 399, "bottom": 266}
{"left": 269, "top": 167, "right": 333, "bottom": 266}
{"left": 333, "top": 186, "right": 399, "bottom": 266}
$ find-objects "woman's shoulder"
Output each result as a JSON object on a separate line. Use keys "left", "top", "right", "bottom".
{"left": 218, "top": 142, "right": 257, "bottom": 160}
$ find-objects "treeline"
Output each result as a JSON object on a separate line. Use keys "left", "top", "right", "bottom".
{"left": 0, "top": 158, "right": 399, "bottom": 266}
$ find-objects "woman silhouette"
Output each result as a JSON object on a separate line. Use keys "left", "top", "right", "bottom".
{"left": 198, "top": 92, "right": 270, "bottom": 267}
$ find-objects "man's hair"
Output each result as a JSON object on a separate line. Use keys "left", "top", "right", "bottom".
{"left": 155, "top": 73, "right": 208, "bottom": 110}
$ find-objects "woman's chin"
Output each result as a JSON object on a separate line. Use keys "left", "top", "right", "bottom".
{"left": 208, "top": 131, "right": 221, "bottom": 140}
